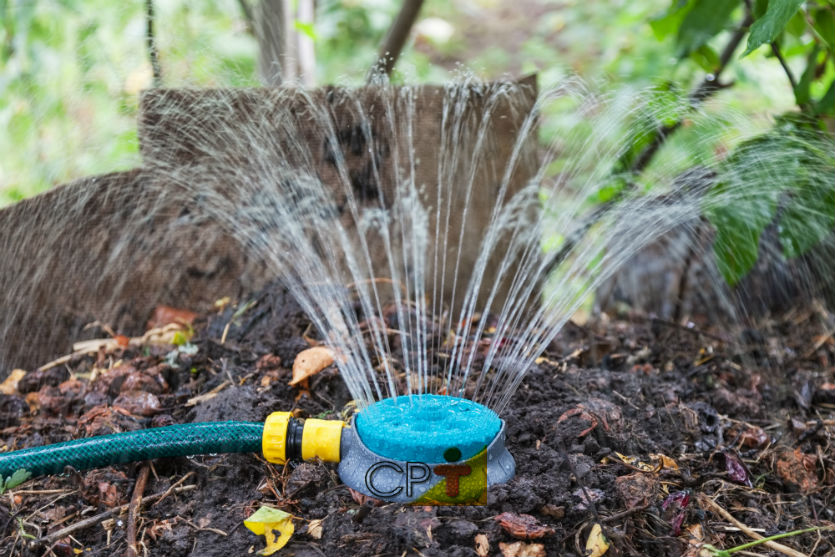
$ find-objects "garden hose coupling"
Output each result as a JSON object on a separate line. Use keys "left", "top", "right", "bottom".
{"left": 262, "top": 412, "right": 345, "bottom": 465}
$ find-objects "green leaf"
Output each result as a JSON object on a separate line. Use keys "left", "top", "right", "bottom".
{"left": 676, "top": 0, "right": 741, "bottom": 56}
{"left": 650, "top": 0, "right": 694, "bottom": 41}
{"left": 813, "top": 7, "right": 835, "bottom": 52}
{"left": 707, "top": 192, "right": 775, "bottom": 286}
{"left": 743, "top": 0, "right": 805, "bottom": 56}
{"left": 0, "top": 469, "right": 32, "bottom": 494}
{"left": 294, "top": 20, "right": 316, "bottom": 40}
{"left": 691, "top": 44, "right": 721, "bottom": 71}
{"left": 785, "top": 9, "right": 807, "bottom": 37}
{"left": 778, "top": 139, "right": 835, "bottom": 258}
{"left": 779, "top": 183, "right": 835, "bottom": 258}
{"left": 794, "top": 44, "right": 820, "bottom": 106}
{"left": 815, "top": 79, "right": 835, "bottom": 115}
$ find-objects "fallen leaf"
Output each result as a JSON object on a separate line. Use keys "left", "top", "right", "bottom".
{"left": 290, "top": 347, "right": 335, "bottom": 386}
{"left": 112, "top": 390, "right": 161, "bottom": 416}
{"left": 682, "top": 523, "right": 705, "bottom": 557}
{"left": 585, "top": 523, "right": 610, "bottom": 557}
{"left": 257, "top": 354, "right": 282, "bottom": 371}
{"left": 613, "top": 452, "right": 656, "bottom": 472}
{"left": 244, "top": 506, "right": 295, "bottom": 555}
{"left": 475, "top": 533, "right": 489, "bottom": 557}
{"left": 615, "top": 472, "right": 657, "bottom": 509}
{"left": 494, "top": 512, "right": 555, "bottom": 539}
{"left": 729, "top": 423, "right": 769, "bottom": 449}
{"left": 0, "top": 369, "right": 26, "bottom": 395}
{"left": 650, "top": 453, "right": 679, "bottom": 471}
{"left": 147, "top": 305, "right": 198, "bottom": 330}
{"left": 776, "top": 448, "right": 818, "bottom": 493}
{"left": 540, "top": 504, "right": 565, "bottom": 519}
{"left": 307, "top": 518, "right": 323, "bottom": 540}
{"left": 721, "top": 450, "right": 753, "bottom": 487}
{"left": 348, "top": 487, "right": 383, "bottom": 507}
{"left": 661, "top": 491, "right": 691, "bottom": 536}
{"left": 499, "top": 541, "right": 546, "bottom": 557}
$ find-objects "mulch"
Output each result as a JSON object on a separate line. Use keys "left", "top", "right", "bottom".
{"left": 1, "top": 283, "right": 833, "bottom": 556}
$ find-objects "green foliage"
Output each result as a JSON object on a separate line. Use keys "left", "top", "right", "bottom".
{"left": 645, "top": 0, "right": 835, "bottom": 286}
{"left": 743, "top": 0, "right": 805, "bottom": 56}
{"left": 0, "top": 469, "right": 31, "bottom": 493}
{"left": 676, "top": 0, "right": 741, "bottom": 56}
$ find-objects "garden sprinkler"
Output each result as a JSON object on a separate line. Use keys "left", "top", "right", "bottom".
{"left": 0, "top": 395, "right": 514, "bottom": 505}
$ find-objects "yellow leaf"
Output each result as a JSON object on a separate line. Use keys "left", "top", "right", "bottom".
{"left": 585, "top": 523, "right": 610, "bottom": 557}
{"left": 651, "top": 453, "right": 679, "bottom": 471}
{"left": 171, "top": 330, "right": 193, "bottom": 346}
{"left": 244, "top": 506, "right": 295, "bottom": 555}
{"left": 614, "top": 452, "right": 655, "bottom": 472}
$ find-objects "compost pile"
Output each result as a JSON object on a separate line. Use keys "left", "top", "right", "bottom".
{"left": 1, "top": 283, "right": 833, "bottom": 557}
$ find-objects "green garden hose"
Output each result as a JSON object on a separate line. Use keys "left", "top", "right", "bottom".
{"left": 0, "top": 421, "right": 263, "bottom": 478}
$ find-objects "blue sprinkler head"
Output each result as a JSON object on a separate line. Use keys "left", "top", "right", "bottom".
{"left": 338, "top": 395, "right": 515, "bottom": 504}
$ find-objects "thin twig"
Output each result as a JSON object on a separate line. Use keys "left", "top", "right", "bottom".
{"left": 630, "top": 13, "right": 753, "bottom": 176}
{"left": 35, "top": 485, "right": 196, "bottom": 546}
{"left": 770, "top": 42, "right": 798, "bottom": 91}
{"left": 151, "top": 471, "right": 195, "bottom": 508}
{"left": 145, "top": 0, "right": 162, "bottom": 87}
{"left": 368, "top": 0, "right": 425, "bottom": 81}
{"left": 698, "top": 493, "right": 809, "bottom": 557}
{"left": 126, "top": 464, "right": 150, "bottom": 557}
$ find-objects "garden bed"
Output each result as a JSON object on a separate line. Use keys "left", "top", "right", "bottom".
{"left": 1, "top": 282, "right": 833, "bottom": 556}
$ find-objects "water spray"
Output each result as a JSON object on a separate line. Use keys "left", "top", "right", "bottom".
{"left": 0, "top": 395, "right": 513, "bottom": 505}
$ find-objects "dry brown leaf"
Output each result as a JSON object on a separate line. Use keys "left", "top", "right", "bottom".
{"left": 474, "top": 533, "right": 489, "bottom": 557}
{"left": 615, "top": 472, "right": 657, "bottom": 509}
{"left": 499, "top": 541, "right": 545, "bottom": 557}
{"left": 0, "top": 369, "right": 26, "bottom": 395}
{"left": 495, "top": 512, "right": 555, "bottom": 539}
{"left": 682, "top": 523, "right": 705, "bottom": 557}
{"left": 290, "top": 347, "right": 335, "bottom": 386}
{"left": 147, "top": 305, "right": 198, "bottom": 330}
{"left": 348, "top": 487, "right": 383, "bottom": 507}
{"left": 776, "top": 447, "right": 818, "bottom": 493}
{"left": 307, "top": 518, "right": 323, "bottom": 540}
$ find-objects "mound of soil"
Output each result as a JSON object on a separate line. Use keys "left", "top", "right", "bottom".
{"left": 1, "top": 283, "right": 833, "bottom": 556}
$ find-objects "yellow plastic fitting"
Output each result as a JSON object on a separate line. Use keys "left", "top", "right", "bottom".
{"left": 262, "top": 411, "right": 292, "bottom": 464}
{"left": 301, "top": 419, "right": 344, "bottom": 462}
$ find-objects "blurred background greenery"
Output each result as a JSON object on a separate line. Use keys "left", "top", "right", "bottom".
{"left": 0, "top": 0, "right": 831, "bottom": 207}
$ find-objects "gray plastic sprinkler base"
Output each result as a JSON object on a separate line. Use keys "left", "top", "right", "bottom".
{"left": 338, "top": 421, "right": 515, "bottom": 504}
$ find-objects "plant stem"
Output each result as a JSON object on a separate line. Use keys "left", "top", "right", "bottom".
{"left": 630, "top": 13, "right": 753, "bottom": 175}
{"left": 771, "top": 41, "right": 798, "bottom": 91}
{"left": 704, "top": 525, "right": 831, "bottom": 557}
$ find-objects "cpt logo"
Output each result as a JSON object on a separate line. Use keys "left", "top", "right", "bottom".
{"left": 363, "top": 450, "right": 488, "bottom": 505}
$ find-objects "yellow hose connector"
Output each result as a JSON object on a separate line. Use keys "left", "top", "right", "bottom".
{"left": 301, "top": 419, "right": 344, "bottom": 462}
{"left": 262, "top": 412, "right": 292, "bottom": 464}
{"left": 262, "top": 412, "right": 345, "bottom": 465}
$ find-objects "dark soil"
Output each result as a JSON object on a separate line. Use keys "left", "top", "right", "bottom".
{"left": 1, "top": 283, "right": 833, "bottom": 557}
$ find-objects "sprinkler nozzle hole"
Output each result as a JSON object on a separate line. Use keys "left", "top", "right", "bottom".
{"left": 443, "top": 447, "right": 462, "bottom": 462}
